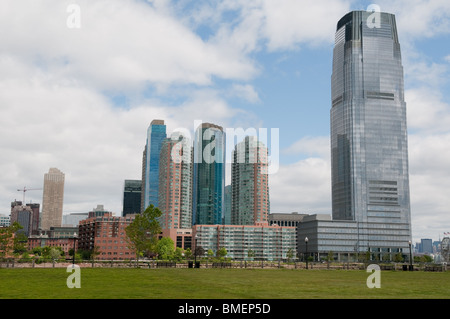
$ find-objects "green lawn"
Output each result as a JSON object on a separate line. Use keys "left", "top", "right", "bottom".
{"left": 0, "top": 268, "right": 449, "bottom": 299}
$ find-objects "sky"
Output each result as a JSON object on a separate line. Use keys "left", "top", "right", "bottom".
{"left": 1, "top": 0, "right": 449, "bottom": 244}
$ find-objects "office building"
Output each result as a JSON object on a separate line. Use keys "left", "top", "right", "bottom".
{"left": 122, "top": 180, "right": 142, "bottom": 216}
{"left": 420, "top": 238, "right": 433, "bottom": 254}
{"left": 142, "top": 120, "right": 167, "bottom": 211}
{"left": 327, "top": 10, "right": 412, "bottom": 255}
{"left": 88, "top": 205, "right": 112, "bottom": 218}
{"left": 193, "top": 224, "right": 296, "bottom": 261}
{"left": 0, "top": 214, "right": 10, "bottom": 227}
{"left": 223, "top": 185, "right": 231, "bottom": 225}
{"left": 62, "top": 212, "right": 89, "bottom": 227}
{"left": 192, "top": 122, "right": 225, "bottom": 225}
{"left": 231, "top": 136, "right": 270, "bottom": 225}
{"left": 269, "top": 212, "right": 307, "bottom": 227}
{"left": 10, "top": 204, "right": 33, "bottom": 236}
{"left": 41, "top": 168, "right": 65, "bottom": 230}
{"left": 158, "top": 133, "right": 193, "bottom": 229}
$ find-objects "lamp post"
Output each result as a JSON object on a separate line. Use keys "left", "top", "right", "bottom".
{"left": 305, "top": 237, "right": 309, "bottom": 270}
{"left": 72, "top": 232, "right": 77, "bottom": 266}
{"left": 194, "top": 234, "right": 199, "bottom": 268}
{"left": 408, "top": 240, "right": 413, "bottom": 271}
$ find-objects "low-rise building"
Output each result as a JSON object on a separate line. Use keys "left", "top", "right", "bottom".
{"left": 193, "top": 223, "right": 296, "bottom": 261}
{"left": 78, "top": 213, "right": 136, "bottom": 260}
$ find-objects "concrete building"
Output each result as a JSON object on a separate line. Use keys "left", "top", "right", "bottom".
{"left": 231, "top": 136, "right": 270, "bottom": 225}
{"left": 269, "top": 212, "right": 307, "bottom": 227}
{"left": 0, "top": 214, "right": 9, "bottom": 227}
{"left": 10, "top": 204, "right": 33, "bottom": 236}
{"left": 158, "top": 133, "right": 193, "bottom": 230}
{"left": 193, "top": 224, "right": 296, "bottom": 261}
{"left": 41, "top": 168, "right": 65, "bottom": 231}
{"left": 63, "top": 212, "right": 89, "bottom": 227}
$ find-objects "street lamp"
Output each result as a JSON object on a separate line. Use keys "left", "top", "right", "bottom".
{"left": 408, "top": 240, "right": 413, "bottom": 271}
{"left": 72, "top": 232, "right": 77, "bottom": 266}
{"left": 193, "top": 234, "right": 200, "bottom": 268}
{"left": 305, "top": 237, "right": 309, "bottom": 270}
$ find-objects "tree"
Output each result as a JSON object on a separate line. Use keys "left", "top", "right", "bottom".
{"left": 207, "top": 249, "right": 214, "bottom": 261}
{"left": 184, "top": 248, "right": 193, "bottom": 260}
{"left": 247, "top": 249, "right": 255, "bottom": 261}
{"left": 216, "top": 247, "right": 227, "bottom": 261}
{"left": 156, "top": 237, "right": 175, "bottom": 260}
{"left": 393, "top": 252, "right": 404, "bottom": 262}
{"left": 125, "top": 204, "right": 162, "bottom": 263}
{"left": 173, "top": 247, "right": 184, "bottom": 262}
{"left": 0, "top": 222, "right": 23, "bottom": 257}
{"left": 286, "top": 248, "right": 294, "bottom": 262}
{"left": 49, "top": 247, "right": 63, "bottom": 261}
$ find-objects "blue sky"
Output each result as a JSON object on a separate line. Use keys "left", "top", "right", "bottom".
{"left": 0, "top": 0, "right": 449, "bottom": 244}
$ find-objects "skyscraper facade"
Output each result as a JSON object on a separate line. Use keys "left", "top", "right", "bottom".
{"left": 142, "top": 119, "right": 166, "bottom": 210}
{"left": 330, "top": 11, "right": 412, "bottom": 252}
{"left": 231, "top": 136, "right": 270, "bottom": 225}
{"left": 158, "top": 133, "right": 193, "bottom": 229}
{"left": 122, "top": 180, "right": 142, "bottom": 216}
{"left": 192, "top": 122, "right": 225, "bottom": 225}
{"left": 41, "top": 168, "right": 65, "bottom": 230}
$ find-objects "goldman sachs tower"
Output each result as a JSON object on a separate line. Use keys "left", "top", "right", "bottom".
{"left": 330, "top": 11, "right": 412, "bottom": 253}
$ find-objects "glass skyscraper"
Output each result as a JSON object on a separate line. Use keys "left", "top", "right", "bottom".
{"left": 192, "top": 122, "right": 225, "bottom": 225}
{"left": 143, "top": 120, "right": 166, "bottom": 210}
{"left": 122, "top": 180, "right": 142, "bottom": 216}
{"left": 330, "top": 11, "right": 412, "bottom": 253}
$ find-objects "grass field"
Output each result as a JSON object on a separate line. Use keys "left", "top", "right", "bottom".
{"left": 0, "top": 267, "right": 449, "bottom": 299}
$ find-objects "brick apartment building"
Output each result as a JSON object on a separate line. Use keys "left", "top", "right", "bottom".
{"left": 78, "top": 212, "right": 136, "bottom": 260}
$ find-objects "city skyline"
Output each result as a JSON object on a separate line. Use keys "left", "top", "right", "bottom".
{"left": 1, "top": 1, "right": 450, "bottom": 244}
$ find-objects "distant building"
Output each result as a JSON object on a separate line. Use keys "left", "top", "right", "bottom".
{"left": 10, "top": 204, "right": 33, "bottom": 236}
{"left": 223, "top": 185, "right": 231, "bottom": 225}
{"left": 231, "top": 136, "right": 270, "bottom": 225}
{"left": 269, "top": 212, "right": 307, "bottom": 227}
{"left": 142, "top": 119, "right": 167, "bottom": 211}
{"left": 88, "top": 205, "right": 112, "bottom": 218}
{"left": 63, "top": 212, "right": 89, "bottom": 227}
{"left": 158, "top": 133, "right": 193, "bottom": 230}
{"left": 296, "top": 10, "right": 412, "bottom": 261}
{"left": 122, "top": 180, "right": 142, "bottom": 216}
{"left": 10, "top": 201, "right": 40, "bottom": 236}
{"left": 420, "top": 238, "right": 433, "bottom": 254}
{"left": 0, "top": 214, "right": 9, "bottom": 227}
{"left": 193, "top": 123, "right": 225, "bottom": 225}
{"left": 78, "top": 212, "right": 136, "bottom": 260}
{"left": 41, "top": 168, "right": 65, "bottom": 230}
{"left": 193, "top": 224, "right": 296, "bottom": 261}
{"left": 28, "top": 235, "right": 76, "bottom": 258}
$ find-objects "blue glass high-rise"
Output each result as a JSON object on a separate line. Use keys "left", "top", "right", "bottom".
{"left": 330, "top": 11, "right": 412, "bottom": 253}
{"left": 192, "top": 123, "right": 225, "bottom": 225}
{"left": 144, "top": 120, "right": 166, "bottom": 210}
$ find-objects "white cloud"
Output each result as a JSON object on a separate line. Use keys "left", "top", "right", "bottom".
{"left": 406, "top": 87, "right": 450, "bottom": 133}
{"left": 261, "top": 0, "right": 352, "bottom": 50}
{"left": 0, "top": 0, "right": 258, "bottom": 92}
{"left": 377, "top": 0, "right": 450, "bottom": 40}
{"left": 230, "top": 84, "right": 261, "bottom": 103}
{"left": 269, "top": 157, "right": 331, "bottom": 214}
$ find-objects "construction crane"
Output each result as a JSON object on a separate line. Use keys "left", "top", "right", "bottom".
{"left": 17, "top": 186, "right": 42, "bottom": 204}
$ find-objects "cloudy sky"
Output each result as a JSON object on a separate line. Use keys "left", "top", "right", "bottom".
{"left": 1, "top": 0, "right": 449, "bottom": 244}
